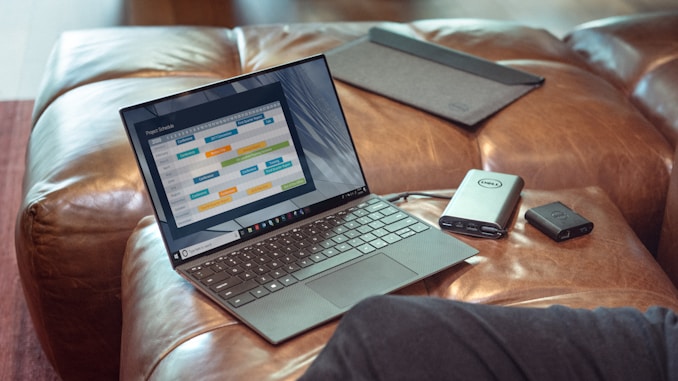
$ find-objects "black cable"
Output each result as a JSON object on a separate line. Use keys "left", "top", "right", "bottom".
{"left": 384, "top": 192, "right": 452, "bottom": 203}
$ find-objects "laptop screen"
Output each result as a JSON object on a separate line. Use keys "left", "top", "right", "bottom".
{"left": 120, "top": 55, "right": 368, "bottom": 267}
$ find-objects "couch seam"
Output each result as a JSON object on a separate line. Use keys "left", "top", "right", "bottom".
{"left": 233, "top": 26, "right": 247, "bottom": 75}
{"left": 144, "top": 321, "right": 241, "bottom": 381}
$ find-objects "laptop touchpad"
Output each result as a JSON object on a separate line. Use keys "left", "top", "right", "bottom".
{"left": 307, "top": 253, "right": 417, "bottom": 308}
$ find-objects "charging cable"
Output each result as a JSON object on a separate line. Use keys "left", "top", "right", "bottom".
{"left": 384, "top": 192, "right": 452, "bottom": 203}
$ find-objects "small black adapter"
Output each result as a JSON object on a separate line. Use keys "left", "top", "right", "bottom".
{"left": 525, "top": 201, "right": 593, "bottom": 242}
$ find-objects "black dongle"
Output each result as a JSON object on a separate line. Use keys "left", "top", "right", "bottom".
{"left": 524, "top": 201, "right": 594, "bottom": 242}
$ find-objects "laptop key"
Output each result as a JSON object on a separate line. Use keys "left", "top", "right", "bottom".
{"left": 296, "top": 240, "right": 312, "bottom": 249}
{"left": 310, "top": 253, "right": 327, "bottom": 263}
{"left": 335, "top": 243, "right": 351, "bottom": 252}
{"left": 254, "top": 255, "right": 271, "bottom": 265}
{"left": 255, "top": 274, "right": 272, "bottom": 284}
{"left": 369, "top": 220, "right": 385, "bottom": 230}
{"left": 320, "top": 240, "right": 335, "bottom": 249}
{"left": 297, "top": 258, "right": 313, "bottom": 268}
{"left": 370, "top": 238, "right": 388, "bottom": 249}
{"left": 269, "top": 269, "right": 287, "bottom": 278}
{"left": 209, "top": 262, "right": 227, "bottom": 273}
{"left": 373, "top": 228, "right": 389, "bottom": 237}
{"left": 279, "top": 275, "right": 297, "bottom": 287}
{"left": 353, "top": 209, "right": 369, "bottom": 217}
{"left": 192, "top": 268, "right": 215, "bottom": 280}
{"left": 398, "top": 229, "right": 416, "bottom": 239}
{"left": 381, "top": 212, "right": 407, "bottom": 225}
{"left": 284, "top": 263, "right": 301, "bottom": 273}
{"left": 380, "top": 206, "right": 399, "bottom": 216}
{"left": 344, "top": 229, "right": 361, "bottom": 239}
{"left": 308, "top": 244, "right": 324, "bottom": 253}
{"left": 250, "top": 286, "right": 270, "bottom": 298}
{"left": 200, "top": 271, "right": 230, "bottom": 286}
{"left": 188, "top": 265, "right": 204, "bottom": 273}
{"left": 368, "top": 211, "right": 386, "bottom": 221}
{"left": 224, "top": 257, "right": 240, "bottom": 267}
{"left": 253, "top": 265, "right": 270, "bottom": 275}
{"left": 218, "top": 279, "right": 257, "bottom": 299}
{"left": 227, "top": 292, "right": 256, "bottom": 308}
{"left": 264, "top": 280, "right": 284, "bottom": 292}
{"left": 366, "top": 201, "right": 389, "bottom": 212}
{"left": 382, "top": 233, "right": 402, "bottom": 245}
{"left": 292, "top": 248, "right": 362, "bottom": 281}
{"left": 357, "top": 224, "right": 374, "bottom": 234}
{"left": 357, "top": 243, "right": 377, "bottom": 254}
{"left": 344, "top": 221, "right": 361, "bottom": 230}
{"left": 357, "top": 217, "right": 373, "bottom": 226}
{"left": 384, "top": 217, "right": 418, "bottom": 233}
{"left": 211, "top": 276, "right": 244, "bottom": 293}
{"left": 294, "top": 249, "right": 311, "bottom": 259}
{"left": 411, "top": 222, "right": 430, "bottom": 232}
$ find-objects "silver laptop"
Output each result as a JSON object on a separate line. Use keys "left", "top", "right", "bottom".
{"left": 120, "top": 55, "right": 478, "bottom": 344}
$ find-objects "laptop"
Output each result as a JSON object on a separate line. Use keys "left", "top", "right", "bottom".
{"left": 119, "top": 55, "right": 478, "bottom": 344}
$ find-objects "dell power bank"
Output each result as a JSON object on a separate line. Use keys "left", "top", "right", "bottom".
{"left": 439, "top": 169, "right": 524, "bottom": 239}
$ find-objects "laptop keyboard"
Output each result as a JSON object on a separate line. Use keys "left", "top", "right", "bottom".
{"left": 186, "top": 198, "right": 430, "bottom": 308}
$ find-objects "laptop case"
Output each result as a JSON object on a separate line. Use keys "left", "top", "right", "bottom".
{"left": 326, "top": 25, "right": 544, "bottom": 126}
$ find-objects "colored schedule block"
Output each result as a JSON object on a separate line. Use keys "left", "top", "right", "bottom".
{"left": 205, "top": 145, "right": 232, "bottom": 158}
{"left": 266, "top": 157, "right": 283, "bottom": 167}
{"left": 247, "top": 182, "right": 273, "bottom": 195}
{"left": 219, "top": 187, "right": 237, "bottom": 198}
{"left": 193, "top": 171, "right": 220, "bottom": 184}
{"left": 241, "top": 165, "right": 259, "bottom": 176}
{"left": 238, "top": 141, "right": 267, "bottom": 155}
{"left": 190, "top": 189, "right": 210, "bottom": 200}
{"left": 221, "top": 141, "right": 290, "bottom": 168}
{"left": 236, "top": 114, "right": 264, "bottom": 127}
{"left": 282, "top": 178, "right": 307, "bottom": 191}
{"left": 177, "top": 148, "right": 200, "bottom": 160}
{"left": 176, "top": 135, "right": 195, "bottom": 145}
{"left": 264, "top": 161, "right": 292, "bottom": 175}
{"left": 197, "top": 196, "right": 233, "bottom": 212}
{"left": 205, "top": 129, "right": 238, "bottom": 143}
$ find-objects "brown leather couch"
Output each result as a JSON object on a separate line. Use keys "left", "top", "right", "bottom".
{"left": 15, "top": 12, "right": 678, "bottom": 381}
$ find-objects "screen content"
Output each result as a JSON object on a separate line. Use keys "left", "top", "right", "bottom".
{"left": 121, "top": 56, "right": 367, "bottom": 266}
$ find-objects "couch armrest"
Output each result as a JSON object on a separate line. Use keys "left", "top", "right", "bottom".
{"left": 565, "top": 11, "right": 678, "bottom": 147}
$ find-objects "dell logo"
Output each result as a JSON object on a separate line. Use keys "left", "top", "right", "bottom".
{"left": 478, "top": 178, "right": 503, "bottom": 188}
{"left": 448, "top": 102, "right": 470, "bottom": 113}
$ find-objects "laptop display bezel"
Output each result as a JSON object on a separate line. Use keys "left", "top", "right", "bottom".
{"left": 119, "top": 55, "right": 371, "bottom": 268}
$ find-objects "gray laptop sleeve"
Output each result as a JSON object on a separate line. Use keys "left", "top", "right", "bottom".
{"left": 326, "top": 25, "right": 544, "bottom": 126}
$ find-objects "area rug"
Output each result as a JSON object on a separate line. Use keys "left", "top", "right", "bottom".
{"left": 0, "top": 100, "right": 59, "bottom": 380}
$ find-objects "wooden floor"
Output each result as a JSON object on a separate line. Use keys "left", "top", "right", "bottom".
{"left": 2, "top": 1, "right": 678, "bottom": 380}
{"left": 0, "top": 100, "right": 59, "bottom": 380}
{"left": 127, "top": 0, "right": 678, "bottom": 37}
